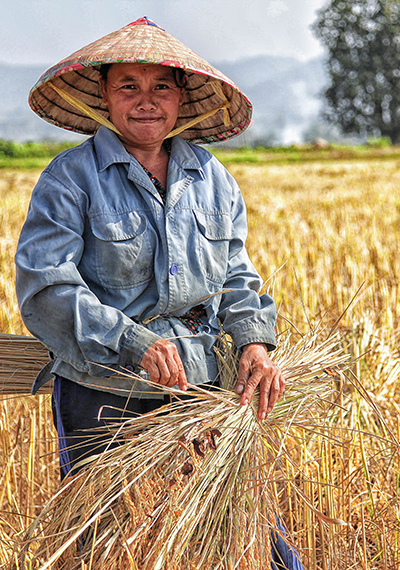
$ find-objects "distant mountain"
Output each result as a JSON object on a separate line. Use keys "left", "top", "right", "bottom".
{"left": 0, "top": 63, "right": 84, "bottom": 142}
{"left": 0, "top": 56, "right": 329, "bottom": 144}
{"left": 213, "top": 55, "right": 328, "bottom": 145}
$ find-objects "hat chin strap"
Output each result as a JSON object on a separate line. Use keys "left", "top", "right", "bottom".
{"left": 48, "top": 80, "right": 231, "bottom": 140}
{"left": 48, "top": 82, "right": 123, "bottom": 136}
{"left": 166, "top": 82, "right": 231, "bottom": 138}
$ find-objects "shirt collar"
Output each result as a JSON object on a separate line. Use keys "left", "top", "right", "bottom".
{"left": 169, "top": 135, "right": 204, "bottom": 173}
{"left": 94, "top": 126, "right": 131, "bottom": 172}
{"left": 94, "top": 126, "right": 204, "bottom": 176}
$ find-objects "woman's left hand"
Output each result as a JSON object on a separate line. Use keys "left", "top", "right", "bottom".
{"left": 235, "top": 343, "right": 285, "bottom": 420}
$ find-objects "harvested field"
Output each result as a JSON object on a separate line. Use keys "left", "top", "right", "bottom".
{"left": 0, "top": 152, "right": 399, "bottom": 569}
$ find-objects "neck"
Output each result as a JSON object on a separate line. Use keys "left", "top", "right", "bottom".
{"left": 123, "top": 140, "right": 163, "bottom": 163}
{"left": 123, "top": 140, "right": 170, "bottom": 187}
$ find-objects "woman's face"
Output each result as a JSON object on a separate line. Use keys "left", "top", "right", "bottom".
{"left": 100, "top": 63, "right": 185, "bottom": 152}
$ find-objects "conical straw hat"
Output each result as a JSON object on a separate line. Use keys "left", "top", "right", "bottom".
{"left": 28, "top": 17, "right": 252, "bottom": 144}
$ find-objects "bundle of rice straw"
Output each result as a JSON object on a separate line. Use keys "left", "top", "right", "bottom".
{"left": 0, "top": 333, "right": 50, "bottom": 394}
{"left": 15, "top": 330, "right": 349, "bottom": 570}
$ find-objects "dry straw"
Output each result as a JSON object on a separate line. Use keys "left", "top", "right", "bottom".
{"left": 14, "top": 329, "right": 353, "bottom": 570}
{"left": 0, "top": 334, "right": 50, "bottom": 395}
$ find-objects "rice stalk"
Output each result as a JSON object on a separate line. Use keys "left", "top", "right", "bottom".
{"left": 0, "top": 334, "right": 50, "bottom": 395}
{"left": 2, "top": 159, "right": 400, "bottom": 567}
{"left": 11, "top": 329, "right": 355, "bottom": 570}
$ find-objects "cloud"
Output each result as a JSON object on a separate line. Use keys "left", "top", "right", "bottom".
{"left": 265, "top": 0, "right": 289, "bottom": 18}
{"left": 0, "top": 0, "right": 325, "bottom": 65}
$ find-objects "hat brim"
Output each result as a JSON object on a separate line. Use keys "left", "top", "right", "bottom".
{"left": 28, "top": 22, "right": 252, "bottom": 144}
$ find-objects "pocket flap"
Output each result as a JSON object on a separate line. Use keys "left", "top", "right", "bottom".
{"left": 90, "top": 212, "right": 146, "bottom": 242}
{"left": 194, "top": 211, "right": 232, "bottom": 240}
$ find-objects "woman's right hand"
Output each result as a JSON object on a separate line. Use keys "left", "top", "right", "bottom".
{"left": 140, "top": 339, "right": 188, "bottom": 390}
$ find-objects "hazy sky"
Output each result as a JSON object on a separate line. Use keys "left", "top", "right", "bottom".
{"left": 1, "top": 0, "right": 328, "bottom": 66}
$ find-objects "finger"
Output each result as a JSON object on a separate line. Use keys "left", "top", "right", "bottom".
{"left": 141, "top": 356, "right": 161, "bottom": 383}
{"left": 141, "top": 345, "right": 172, "bottom": 386}
{"left": 266, "top": 372, "right": 282, "bottom": 412}
{"left": 152, "top": 357, "right": 171, "bottom": 385}
{"left": 236, "top": 352, "right": 251, "bottom": 395}
{"left": 258, "top": 371, "right": 281, "bottom": 419}
{"left": 278, "top": 374, "right": 286, "bottom": 399}
{"left": 177, "top": 363, "right": 188, "bottom": 391}
{"left": 173, "top": 352, "right": 188, "bottom": 391}
{"left": 161, "top": 350, "right": 179, "bottom": 387}
{"left": 141, "top": 340, "right": 188, "bottom": 389}
{"left": 240, "top": 369, "right": 263, "bottom": 406}
{"left": 162, "top": 345, "right": 187, "bottom": 388}
{"left": 153, "top": 342, "right": 179, "bottom": 386}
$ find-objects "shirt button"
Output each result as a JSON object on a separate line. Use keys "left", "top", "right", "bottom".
{"left": 170, "top": 264, "right": 179, "bottom": 275}
{"left": 125, "top": 364, "right": 134, "bottom": 372}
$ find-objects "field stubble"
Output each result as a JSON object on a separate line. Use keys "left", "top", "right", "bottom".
{"left": 0, "top": 156, "right": 400, "bottom": 569}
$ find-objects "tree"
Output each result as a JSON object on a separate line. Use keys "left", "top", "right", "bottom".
{"left": 313, "top": 0, "right": 400, "bottom": 143}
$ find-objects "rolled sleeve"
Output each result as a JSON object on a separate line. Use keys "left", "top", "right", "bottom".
{"left": 15, "top": 169, "right": 161, "bottom": 378}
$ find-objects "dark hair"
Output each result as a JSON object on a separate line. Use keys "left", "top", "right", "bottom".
{"left": 98, "top": 63, "right": 187, "bottom": 88}
{"left": 172, "top": 68, "right": 187, "bottom": 88}
{"left": 99, "top": 63, "right": 112, "bottom": 83}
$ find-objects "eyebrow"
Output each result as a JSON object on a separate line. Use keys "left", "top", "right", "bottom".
{"left": 117, "top": 74, "right": 175, "bottom": 82}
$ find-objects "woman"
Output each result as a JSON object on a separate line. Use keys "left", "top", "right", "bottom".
{"left": 16, "top": 17, "right": 302, "bottom": 569}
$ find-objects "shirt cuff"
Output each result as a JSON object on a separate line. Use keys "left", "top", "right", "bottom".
{"left": 228, "top": 320, "right": 277, "bottom": 352}
{"left": 118, "top": 324, "right": 162, "bottom": 369}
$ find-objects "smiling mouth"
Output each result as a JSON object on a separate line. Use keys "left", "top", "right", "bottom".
{"left": 131, "top": 117, "right": 162, "bottom": 123}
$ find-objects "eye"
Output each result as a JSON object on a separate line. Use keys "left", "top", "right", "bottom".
{"left": 155, "top": 83, "right": 172, "bottom": 90}
{"left": 121, "top": 84, "right": 137, "bottom": 90}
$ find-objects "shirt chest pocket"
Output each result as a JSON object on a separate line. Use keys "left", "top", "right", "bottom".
{"left": 90, "top": 212, "right": 153, "bottom": 289}
{"left": 194, "top": 211, "right": 232, "bottom": 285}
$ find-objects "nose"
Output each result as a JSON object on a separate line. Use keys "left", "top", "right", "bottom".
{"left": 136, "top": 90, "right": 157, "bottom": 111}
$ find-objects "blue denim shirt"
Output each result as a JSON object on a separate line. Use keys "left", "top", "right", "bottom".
{"left": 15, "top": 127, "right": 276, "bottom": 397}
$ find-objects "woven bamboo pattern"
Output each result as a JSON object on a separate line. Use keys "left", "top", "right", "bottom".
{"left": 28, "top": 17, "right": 252, "bottom": 144}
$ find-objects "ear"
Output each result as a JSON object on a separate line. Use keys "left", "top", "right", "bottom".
{"left": 178, "top": 88, "right": 185, "bottom": 106}
{"left": 99, "top": 78, "right": 109, "bottom": 107}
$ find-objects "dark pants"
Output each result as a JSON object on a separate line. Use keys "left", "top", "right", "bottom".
{"left": 52, "top": 377, "right": 304, "bottom": 569}
{"left": 51, "top": 376, "right": 172, "bottom": 478}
